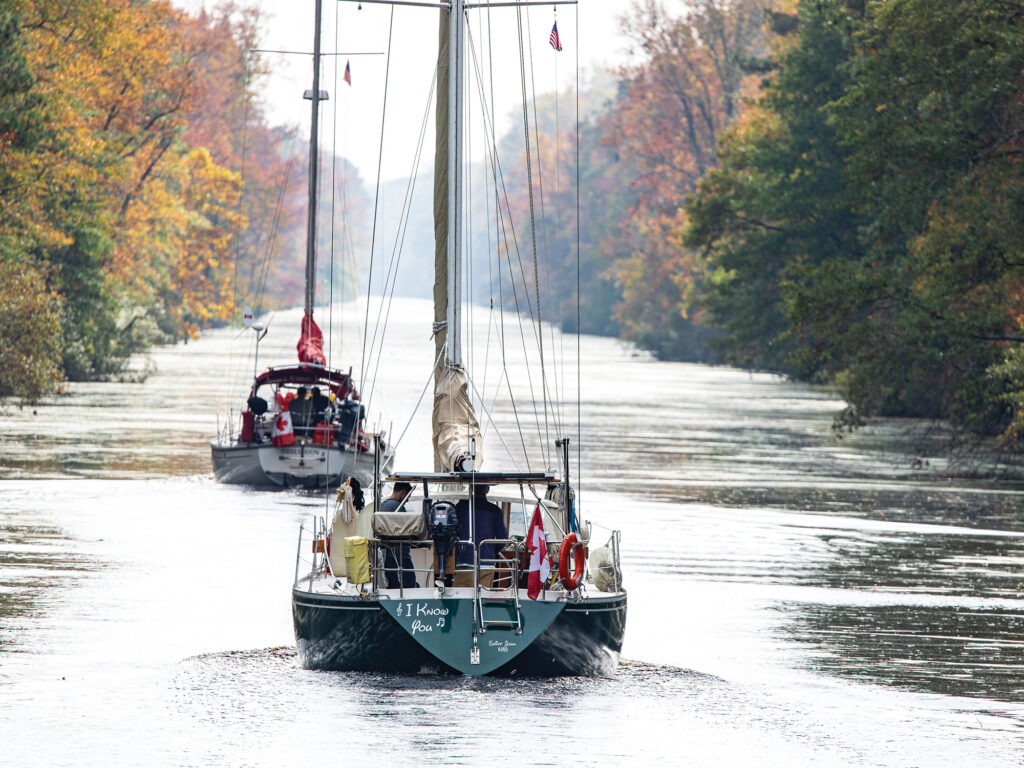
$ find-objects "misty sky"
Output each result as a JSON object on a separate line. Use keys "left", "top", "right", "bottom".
{"left": 175, "top": 0, "right": 673, "bottom": 183}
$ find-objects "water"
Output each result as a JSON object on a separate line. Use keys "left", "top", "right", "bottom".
{"left": 2, "top": 297, "right": 1023, "bottom": 766}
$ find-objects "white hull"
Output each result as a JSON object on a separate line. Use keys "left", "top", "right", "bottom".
{"left": 211, "top": 441, "right": 390, "bottom": 488}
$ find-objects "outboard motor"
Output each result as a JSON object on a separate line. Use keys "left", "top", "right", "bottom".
{"left": 426, "top": 501, "right": 459, "bottom": 589}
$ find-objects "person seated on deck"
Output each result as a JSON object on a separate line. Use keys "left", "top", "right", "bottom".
{"left": 310, "top": 386, "right": 331, "bottom": 418}
{"left": 453, "top": 485, "right": 508, "bottom": 588}
{"left": 380, "top": 482, "right": 417, "bottom": 589}
{"left": 290, "top": 387, "right": 313, "bottom": 435}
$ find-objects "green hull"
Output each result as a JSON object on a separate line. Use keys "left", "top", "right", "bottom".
{"left": 292, "top": 588, "right": 626, "bottom": 676}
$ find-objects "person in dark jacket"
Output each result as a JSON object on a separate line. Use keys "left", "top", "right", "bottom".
{"left": 290, "top": 387, "right": 313, "bottom": 435}
{"left": 454, "top": 485, "right": 507, "bottom": 587}
{"left": 380, "top": 482, "right": 417, "bottom": 589}
{"left": 310, "top": 386, "right": 331, "bottom": 417}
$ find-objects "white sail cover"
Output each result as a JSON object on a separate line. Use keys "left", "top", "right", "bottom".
{"left": 432, "top": 364, "right": 483, "bottom": 472}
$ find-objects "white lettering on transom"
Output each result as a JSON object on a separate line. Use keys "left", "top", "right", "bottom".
{"left": 400, "top": 602, "right": 450, "bottom": 634}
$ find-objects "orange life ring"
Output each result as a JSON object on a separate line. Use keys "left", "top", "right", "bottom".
{"left": 559, "top": 533, "right": 585, "bottom": 591}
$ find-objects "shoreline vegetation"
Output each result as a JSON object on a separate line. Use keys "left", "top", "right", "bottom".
{"left": 0, "top": 0, "right": 365, "bottom": 400}
{"left": 3, "top": 0, "right": 1024, "bottom": 451}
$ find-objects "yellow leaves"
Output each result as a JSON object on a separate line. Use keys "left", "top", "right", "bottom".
{"left": 158, "top": 146, "right": 243, "bottom": 339}
{"left": 9, "top": 0, "right": 255, "bottom": 343}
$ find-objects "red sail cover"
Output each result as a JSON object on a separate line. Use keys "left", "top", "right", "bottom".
{"left": 297, "top": 312, "right": 326, "bottom": 365}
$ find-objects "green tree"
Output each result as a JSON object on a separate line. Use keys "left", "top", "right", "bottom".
{"left": 0, "top": 4, "right": 65, "bottom": 398}
{"left": 0, "top": 5, "right": 43, "bottom": 151}
{"left": 686, "top": 0, "right": 862, "bottom": 372}
{"left": 0, "top": 259, "right": 62, "bottom": 400}
{"left": 688, "top": 0, "right": 1024, "bottom": 440}
{"left": 825, "top": 0, "right": 1024, "bottom": 433}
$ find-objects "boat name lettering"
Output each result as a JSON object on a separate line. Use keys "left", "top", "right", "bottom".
{"left": 410, "top": 619, "right": 433, "bottom": 635}
{"left": 416, "top": 603, "right": 449, "bottom": 617}
{"left": 279, "top": 447, "right": 325, "bottom": 458}
{"left": 488, "top": 639, "right": 516, "bottom": 653}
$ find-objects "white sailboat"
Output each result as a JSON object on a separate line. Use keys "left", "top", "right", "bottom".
{"left": 211, "top": 5, "right": 392, "bottom": 489}
{"left": 291, "top": 0, "right": 626, "bottom": 676}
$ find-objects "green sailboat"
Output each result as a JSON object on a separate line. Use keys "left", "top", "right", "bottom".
{"left": 291, "top": 0, "right": 626, "bottom": 677}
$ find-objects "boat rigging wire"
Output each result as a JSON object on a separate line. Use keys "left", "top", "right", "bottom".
{"left": 524, "top": 7, "right": 564, "bottom": 440}
{"left": 251, "top": 129, "right": 300, "bottom": 315}
{"left": 467, "top": 17, "right": 474, "bottom": 416}
{"left": 464, "top": 24, "right": 547, "bottom": 467}
{"left": 552, "top": 10, "right": 566, "bottom": 437}
{"left": 227, "top": 46, "right": 254, "bottom": 401}
{"left": 480, "top": 4, "right": 498, "bottom": 419}
{"left": 516, "top": 6, "right": 551, "bottom": 465}
{"left": 391, "top": 343, "right": 446, "bottom": 451}
{"left": 575, "top": 6, "right": 582, "bottom": 503}
{"left": 464, "top": 28, "right": 540, "bottom": 469}
{"left": 466, "top": 370, "right": 523, "bottom": 471}
{"left": 359, "top": 6, "right": 395, "bottom": 399}
{"left": 362, "top": 66, "right": 438, "bottom": 419}
{"left": 325, "top": 0, "right": 341, "bottom": 497}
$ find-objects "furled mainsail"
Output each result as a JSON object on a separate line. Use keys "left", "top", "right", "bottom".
{"left": 432, "top": 364, "right": 483, "bottom": 472}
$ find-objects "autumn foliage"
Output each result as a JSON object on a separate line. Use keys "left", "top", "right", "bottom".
{"left": 501, "top": 0, "right": 1024, "bottom": 443}
{"left": 0, "top": 0, "right": 309, "bottom": 396}
{"left": 685, "top": 0, "right": 1024, "bottom": 442}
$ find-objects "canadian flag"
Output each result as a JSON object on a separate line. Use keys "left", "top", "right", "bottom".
{"left": 271, "top": 408, "right": 295, "bottom": 447}
{"left": 526, "top": 503, "right": 553, "bottom": 600}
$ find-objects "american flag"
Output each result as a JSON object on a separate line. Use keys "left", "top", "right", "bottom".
{"left": 549, "top": 21, "right": 562, "bottom": 52}
{"left": 343, "top": 60, "right": 352, "bottom": 86}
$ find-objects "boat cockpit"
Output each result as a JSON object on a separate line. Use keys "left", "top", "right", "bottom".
{"left": 239, "top": 366, "right": 365, "bottom": 448}
{"left": 298, "top": 472, "right": 623, "bottom": 602}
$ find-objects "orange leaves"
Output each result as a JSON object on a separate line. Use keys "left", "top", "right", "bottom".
{"left": 0, "top": 0, "right": 289, "bottom": 390}
{"left": 594, "top": 0, "right": 770, "bottom": 357}
{"left": 9, "top": 0, "right": 264, "bottom": 343}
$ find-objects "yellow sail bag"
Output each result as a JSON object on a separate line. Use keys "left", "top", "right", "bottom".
{"left": 343, "top": 536, "right": 370, "bottom": 584}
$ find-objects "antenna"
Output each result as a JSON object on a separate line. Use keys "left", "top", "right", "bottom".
{"left": 243, "top": 305, "right": 268, "bottom": 382}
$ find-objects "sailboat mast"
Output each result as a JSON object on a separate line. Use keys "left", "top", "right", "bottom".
{"left": 305, "top": 0, "right": 324, "bottom": 317}
{"left": 431, "top": 0, "right": 481, "bottom": 474}
{"left": 446, "top": 0, "right": 464, "bottom": 366}
{"left": 434, "top": 0, "right": 464, "bottom": 371}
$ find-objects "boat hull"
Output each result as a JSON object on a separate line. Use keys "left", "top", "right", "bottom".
{"left": 291, "top": 587, "right": 626, "bottom": 677}
{"left": 211, "top": 442, "right": 387, "bottom": 488}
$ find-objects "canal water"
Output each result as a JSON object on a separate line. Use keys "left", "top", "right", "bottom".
{"left": 1, "top": 298, "right": 1022, "bottom": 766}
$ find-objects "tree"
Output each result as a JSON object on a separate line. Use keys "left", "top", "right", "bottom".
{"left": 825, "top": 0, "right": 1024, "bottom": 432}
{"left": 0, "top": 0, "right": 302, "bottom": 395}
{"left": 687, "top": 0, "right": 1024, "bottom": 441}
{"left": 686, "top": 0, "right": 863, "bottom": 373}
{"left": 0, "top": 259, "right": 62, "bottom": 401}
{"left": 601, "top": 0, "right": 768, "bottom": 360}
{"left": 493, "top": 80, "right": 628, "bottom": 340}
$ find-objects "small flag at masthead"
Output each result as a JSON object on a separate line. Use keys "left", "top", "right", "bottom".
{"left": 549, "top": 21, "right": 562, "bottom": 52}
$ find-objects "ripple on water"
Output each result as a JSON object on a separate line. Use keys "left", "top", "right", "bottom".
{"left": 171, "top": 649, "right": 746, "bottom": 766}
{"left": 779, "top": 602, "right": 1024, "bottom": 702}
{"left": 168, "top": 647, "right": 1023, "bottom": 767}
